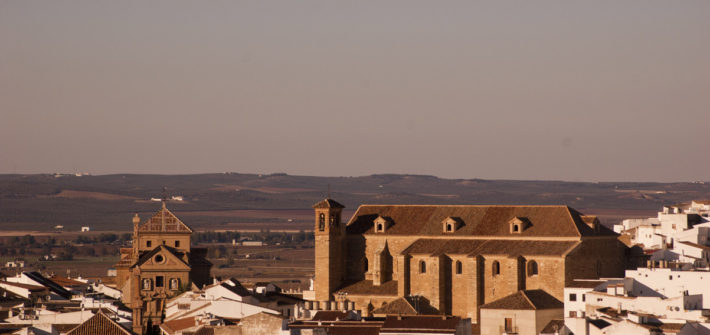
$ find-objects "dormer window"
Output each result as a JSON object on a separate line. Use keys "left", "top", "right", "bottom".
{"left": 509, "top": 217, "right": 529, "bottom": 234}
{"left": 374, "top": 216, "right": 391, "bottom": 233}
{"left": 442, "top": 217, "right": 462, "bottom": 233}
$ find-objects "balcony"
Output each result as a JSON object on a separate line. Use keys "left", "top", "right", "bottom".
{"left": 499, "top": 326, "right": 519, "bottom": 334}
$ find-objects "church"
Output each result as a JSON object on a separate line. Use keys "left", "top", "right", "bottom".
{"left": 312, "top": 198, "right": 627, "bottom": 323}
{"left": 114, "top": 202, "right": 211, "bottom": 335}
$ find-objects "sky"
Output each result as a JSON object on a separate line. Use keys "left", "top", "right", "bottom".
{"left": 1, "top": 1, "right": 709, "bottom": 182}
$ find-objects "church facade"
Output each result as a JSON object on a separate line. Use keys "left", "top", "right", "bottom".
{"left": 114, "top": 203, "right": 211, "bottom": 335}
{"left": 312, "top": 199, "right": 627, "bottom": 323}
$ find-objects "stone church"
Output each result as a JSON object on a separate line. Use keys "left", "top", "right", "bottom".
{"left": 312, "top": 198, "right": 627, "bottom": 323}
{"left": 114, "top": 202, "right": 211, "bottom": 334}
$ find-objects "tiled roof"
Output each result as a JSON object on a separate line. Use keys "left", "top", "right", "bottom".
{"left": 401, "top": 239, "right": 579, "bottom": 257}
{"left": 49, "top": 275, "right": 87, "bottom": 287}
{"left": 480, "top": 290, "right": 563, "bottom": 310}
{"left": 372, "top": 296, "right": 441, "bottom": 316}
{"left": 336, "top": 280, "right": 398, "bottom": 296}
{"left": 311, "top": 311, "right": 349, "bottom": 321}
{"left": 566, "top": 280, "right": 605, "bottom": 289}
{"left": 372, "top": 297, "right": 417, "bottom": 315}
{"left": 138, "top": 204, "right": 192, "bottom": 233}
{"left": 380, "top": 315, "right": 460, "bottom": 333}
{"left": 346, "top": 205, "right": 616, "bottom": 237}
{"left": 313, "top": 198, "right": 345, "bottom": 209}
{"left": 160, "top": 316, "right": 196, "bottom": 334}
{"left": 66, "top": 310, "right": 131, "bottom": 335}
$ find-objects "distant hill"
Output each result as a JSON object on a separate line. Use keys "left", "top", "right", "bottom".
{"left": 0, "top": 173, "right": 708, "bottom": 231}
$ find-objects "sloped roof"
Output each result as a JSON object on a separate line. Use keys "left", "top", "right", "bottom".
{"left": 311, "top": 311, "right": 349, "bottom": 321}
{"left": 336, "top": 280, "right": 398, "bottom": 296}
{"left": 160, "top": 316, "right": 196, "bottom": 334}
{"left": 372, "top": 297, "right": 417, "bottom": 315}
{"left": 372, "top": 296, "right": 441, "bottom": 316}
{"left": 66, "top": 309, "right": 131, "bottom": 335}
{"left": 24, "top": 272, "right": 72, "bottom": 299}
{"left": 401, "top": 239, "right": 579, "bottom": 257}
{"left": 313, "top": 198, "right": 345, "bottom": 209}
{"left": 380, "top": 315, "right": 460, "bottom": 333}
{"left": 480, "top": 290, "right": 563, "bottom": 310}
{"left": 138, "top": 204, "right": 192, "bottom": 233}
{"left": 346, "top": 205, "right": 616, "bottom": 237}
{"left": 131, "top": 245, "right": 190, "bottom": 270}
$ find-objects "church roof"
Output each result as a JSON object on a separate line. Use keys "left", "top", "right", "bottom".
{"left": 480, "top": 289, "right": 563, "bottom": 310}
{"left": 336, "top": 280, "right": 398, "bottom": 296}
{"left": 401, "top": 239, "right": 580, "bottom": 257}
{"left": 138, "top": 204, "right": 192, "bottom": 233}
{"left": 312, "top": 198, "right": 345, "bottom": 209}
{"left": 66, "top": 309, "right": 131, "bottom": 335}
{"left": 346, "top": 205, "right": 616, "bottom": 237}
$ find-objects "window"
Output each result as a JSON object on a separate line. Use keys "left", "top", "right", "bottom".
{"left": 513, "top": 225, "right": 519, "bottom": 232}
{"left": 142, "top": 278, "right": 152, "bottom": 290}
{"left": 492, "top": 261, "right": 500, "bottom": 276}
{"left": 569, "top": 311, "right": 577, "bottom": 317}
{"left": 420, "top": 261, "right": 426, "bottom": 274}
{"left": 319, "top": 213, "right": 325, "bottom": 231}
{"left": 582, "top": 294, "right": 586, "bottom": 302}
{"left": 456, "top": 261, "right": 462, "bottom": 274}
{"left": 569, "top": 293, "right": 577, "bottom": 302}
{"left": 175, "top": 240, "right": 180, "bottom": 248}
{"left": 162, "top": 240, "right": 166, "bottom": 245}
{"left": 146, "top": 240, "right": 152, "bottom": 248}
{"left": 156, "top": 276, "right": 164, "bottom": 288}
{"left": 377, "top": 223, "right": 383, "bottom": 232}
{"left": 330, "top": 215, "right": 334, "bottom": 226}
{"left": 527, "top": 260, "right": 538, "bottom": 276}
{"left": 154, "top": 255, "right": 164, "bottom": 263}
{"left": 170, "top": 278, "right": 179, "bottom": 290}
{"left": 447, "top": 224, "right": 453, "bottom": 232}
{"left": 363, "top": 257, "right": 368, "bottom": 272}
{"left": 504, "top": 318, "right": 513, "bottom": 332}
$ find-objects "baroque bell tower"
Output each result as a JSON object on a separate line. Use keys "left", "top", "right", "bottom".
{"left": 313, "top": 198, "right": 345, "bottom": 301}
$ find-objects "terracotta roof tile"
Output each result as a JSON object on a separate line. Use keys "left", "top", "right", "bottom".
{"left": 480, "top": 289, "right": 563, "bottom": 310}
{"left": 66, "top": 310, "right": 131, "bottom": 335}
{"left": 347, "top": 205, "right": 614, "bottom": 237}
{"left": 336, "top": 280, "right": 398, "bottom": 296}
{"left": 380, "top": 315, "right": 460, "bottom": 333}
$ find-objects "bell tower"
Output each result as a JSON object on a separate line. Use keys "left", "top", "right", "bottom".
{"left": 313, "top": 198, "right": 345, "bottom": 301}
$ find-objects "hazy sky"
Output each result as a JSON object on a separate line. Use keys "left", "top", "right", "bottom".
{"left": 1, "top": 1, "right": 709, "bottom": 182}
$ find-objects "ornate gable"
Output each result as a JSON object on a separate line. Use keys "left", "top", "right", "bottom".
{"left": 138, "top": 204, "right": 192, "bottom": 233}
{"left": 132, "top": 246, "right": 191, "bottom": 271}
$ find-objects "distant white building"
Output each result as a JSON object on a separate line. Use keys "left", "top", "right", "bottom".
{"left": 80, "top": 226, "right": 90, "bottom": 232}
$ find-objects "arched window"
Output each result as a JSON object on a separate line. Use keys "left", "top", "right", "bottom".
{"left": 363, "top": 257, "right": 369, "bottom": 272}
{"left": 492, "top": 261, "right": 500, "bottom": 276}
{"left": 330, "top": 215, "right": 334, "bottom": 226}
{"left": 318, "top": 213, "right": 325, "bottom": 231}
{"left": 527, "top": 260, "right": 538, "bottom": 277}
{"left": 513, "top": 225, "right": 519, "bottom": 232}
{"left": 456, "top": 261, "right": 462, "bottom": 274}
{"left": 420, "top": 260, "right": 427, "bottom": 274}
{"left": 377, "top": 223, "right": 383, "bottom": 232}
{"left": 447, "top": 224, "right": 453, "bottom": 232}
